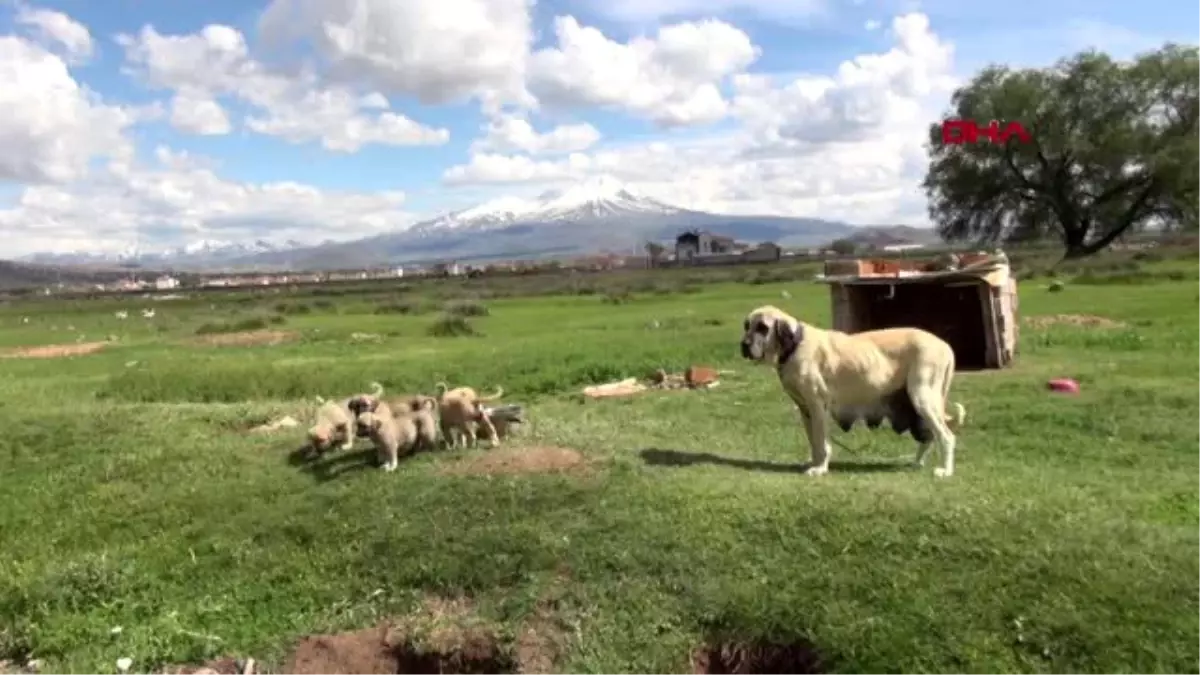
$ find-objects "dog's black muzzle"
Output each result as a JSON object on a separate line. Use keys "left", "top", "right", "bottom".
{"left": 740, "top": 339, "right": 752, "bottom": 359}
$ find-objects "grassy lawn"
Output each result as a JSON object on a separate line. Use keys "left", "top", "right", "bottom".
{"left": 0, "top": 258, "right": 1196, "bottom": 673}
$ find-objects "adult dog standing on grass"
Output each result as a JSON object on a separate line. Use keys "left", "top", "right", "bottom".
{"left": 740, "top": 305, "right": 966, "bottom": 477}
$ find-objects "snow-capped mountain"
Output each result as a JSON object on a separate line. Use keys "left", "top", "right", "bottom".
{"left": 22, "top": 238, "right": 305, "bottom": 269}
{"left": 226, "top": 177, "right": 863, "bottom": 270}
{"left": 15, "top": 177, "right": 919, "bottom": 272}
{"left": 414, "top": 176, "right": 682, "bottom": 233}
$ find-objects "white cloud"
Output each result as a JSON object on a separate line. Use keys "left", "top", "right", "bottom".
{"left": 471, "top": 115, "right": 601, "bottom": 155}
{"left": 731, "top": 13, "right": 956, "bottom": 146}
{"left": 0, "top": 35, "right": 147, "bottom": 184}
{"left": 2, "top": 147, "right": 415, "bottom": 257}
{"left": 865, "top": 19, "right": 882, "bottom": 30}
{"left": 2, "top": 3, "right": 971, "bottom": 256}
{"left": 446, "top": 12, "right": 957, "bottom": 226}
{"left": 257, "top": 0, "right": 535, "bottom": 110}
{"left": 584, "top": 0, "right": 828, "bottom": 24}
{"left": 169, "top": 88, "right": 232, "bottom": 135}
{"left": 117, "top": 24, "right": 450, "bottom": 150}
{"left": 527, "top": 16, "right": 760, "bottom": 126}
{"left": 14, "top": 4, "right": 94, "bottom": 63}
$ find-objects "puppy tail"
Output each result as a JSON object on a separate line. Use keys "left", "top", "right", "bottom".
{"left": 368, "top": 381, "right": 385, "bottom": 398}
{"left": 478, "top": 386, "right": 504, "bottom": 402}
{"left": 314, "top": 395, "right": 326, "bottom": 405}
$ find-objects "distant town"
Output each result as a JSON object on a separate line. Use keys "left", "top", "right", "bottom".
{"left": 17, "top": 228, "right": 940, "bottom": 296}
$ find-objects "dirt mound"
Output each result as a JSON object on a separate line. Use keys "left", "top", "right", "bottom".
{"left": 283, "top": 624, "right": 513, "bottom": 674}
{"left": 1024, "top": 314, "right": 1126, "bottom": 329}
{"left": 438, "top": 446, "right": 587, "bottom": 477}
{"left": 192, "top": 330, "right": 297, "bottom": 347}
{"left": 1, "top": 341, "right": 108, "bottom": 359}
{"left": 167, "top": 657, "right": 246, "bottom": 674}
{"left": 692, "top": 639, "right": 826, "bottom": 674}
{"left": 284, "top": 597, "right": 516, "bottom": 674}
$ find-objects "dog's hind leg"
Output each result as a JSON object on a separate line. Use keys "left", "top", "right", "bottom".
{"left": 908, "top": 372, "right": 957, "bottom": 478}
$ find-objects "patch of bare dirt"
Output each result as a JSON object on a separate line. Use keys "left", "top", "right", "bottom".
{"left": 438, "top": 446, "right": 587, "bottom": 477}
{"left": 283, "top": 596, "right": 516, "bottom": 675}
{"left": 0, "top": 341, "right": 108, "bottom": 359}
{"left": 191, "top": 329, "right": 297, "bottom": 347}
{"left": 1024, "top": 314, "right": 1126, "bottom": 329}
{"left": 166, "top": 657, "right": 248, "bottom": 674}
{"left": 516, "top": 574, "right": 574, "bottom": 674}
{"left": 691, "top": 639, "right": 826, "bottom": 674}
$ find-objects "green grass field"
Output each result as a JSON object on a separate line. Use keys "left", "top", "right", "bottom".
{"left": 0, "top": 254, "right": 1197, "bottom": 674}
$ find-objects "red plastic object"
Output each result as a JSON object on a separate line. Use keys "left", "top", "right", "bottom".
{"left": 1047, "top": 378, "right": 1080, "bottom": 394}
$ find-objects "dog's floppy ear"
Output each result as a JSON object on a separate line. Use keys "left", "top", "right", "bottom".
{"left": 774, "top": 320, "right": 804, "bottom": 362}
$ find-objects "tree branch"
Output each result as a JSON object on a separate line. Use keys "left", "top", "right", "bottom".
{"left": 1077, "top": 179, "right": 1160, "bottom": 256}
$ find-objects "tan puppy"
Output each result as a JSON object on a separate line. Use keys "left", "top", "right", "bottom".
{"left": 307, "top": 396, "right": 357, "bottom": 455}
{"left": 740, "top": 305, "right": 966, "bottom": 478}
{"left": 346, "top": 381, "right": 386, "bottom": 419}
{"left": 434, "top": 382, "right": 504, "bottom": 448}
{"left": 407, "top": 396, "right": 441, "bottom": 451}
{"left": 355, "top": 401, "right": 419, "bottom": 472}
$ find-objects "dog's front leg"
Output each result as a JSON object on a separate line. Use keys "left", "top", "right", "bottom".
{"left": 800, "top": 404, "right": 832, "bottom": 476}
{"left": 337, "top": 423, "right": 355, "bottom": 451}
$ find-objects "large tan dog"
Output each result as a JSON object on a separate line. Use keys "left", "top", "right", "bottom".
{"left": 434, "top": 382, "right": 504, "bottom": 448}
{"left": 740, "top": 305, "right": 966, "bottom": 478}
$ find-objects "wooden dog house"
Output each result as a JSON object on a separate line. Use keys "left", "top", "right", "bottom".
{"left": 817, "top": 251, "right": 1018, "bottom": 370}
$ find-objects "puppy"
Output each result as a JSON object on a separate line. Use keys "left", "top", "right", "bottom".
{"left": 355, "top": 401, "right": 419, "bottom": 472}
{"left": 346, "top": 381, "right": 386, "bottom": 418}
{"left": 307, "top": 395, "right": 356, "bottom": 455}
{"left": 434, "top": 382, "right": 504, "bottom": 448}
{"left": 740, "top": 305, "right": 967, "bottom": 478}
{"left": 474, "top": 405, "right": 523, "bottom": 441}
{"left": 407, "top": 396, "right": 441, "bottom": 451}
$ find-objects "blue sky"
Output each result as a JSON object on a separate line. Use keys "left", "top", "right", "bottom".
{"left": 0, "top": 0, "right": 1194, "bottom": 255}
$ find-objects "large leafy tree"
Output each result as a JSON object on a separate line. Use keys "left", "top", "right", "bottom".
{"left": 923, "top": 44, "right": 1198, "bottom": 258}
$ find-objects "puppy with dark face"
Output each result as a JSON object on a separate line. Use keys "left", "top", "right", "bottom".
{"left": 346, "top": 382, "right": 386, "bottom": 418}
{"left": 739, "top": 304, "right": 966, "bottom": 478}
{"left": 355, "top": 401, "right": 419, "bottom": 472}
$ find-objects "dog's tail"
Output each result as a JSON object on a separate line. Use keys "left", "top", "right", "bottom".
{"left": 946, "top": 402, "right": 967, "bottom": 429}
{"left": 367, "top": 381, "right": 384, "bottom": 398}
{"left": 314, "top": 395, "right": 327, "bottom": 405}
{"left": 477, "top": 386, "right": 504, "bottom": 403}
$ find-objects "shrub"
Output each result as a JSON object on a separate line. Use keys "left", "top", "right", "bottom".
{"left": 375, "top": 299, "right": 430, "bottom": 315}
{"left": 601, "top": 291, "right": 634, "bottom": 305}
{"left": 444, "top": 300, "right": 490, "bottom": 317}
{"left": 194, "top": 315, "right": 283, "bottom": 335}
{"left": 428, "top": 314, "right": 478, "bottom": 337}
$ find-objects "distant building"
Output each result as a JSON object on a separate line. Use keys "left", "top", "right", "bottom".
{"left": 675, "top": 230, "right": 737, "bottom": 261}
{"left": 431, "top": 261, "right": 462, "bottom": 276}
{"left": 154, "top": 275, "right": 180, "bottom": 290}
{"left": 880, "top": 243, "right": 926, "bottom": 253}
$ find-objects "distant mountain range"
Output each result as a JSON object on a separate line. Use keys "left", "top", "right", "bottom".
{"left": 17, "top": 177, "right": 940, "bottom": 272}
